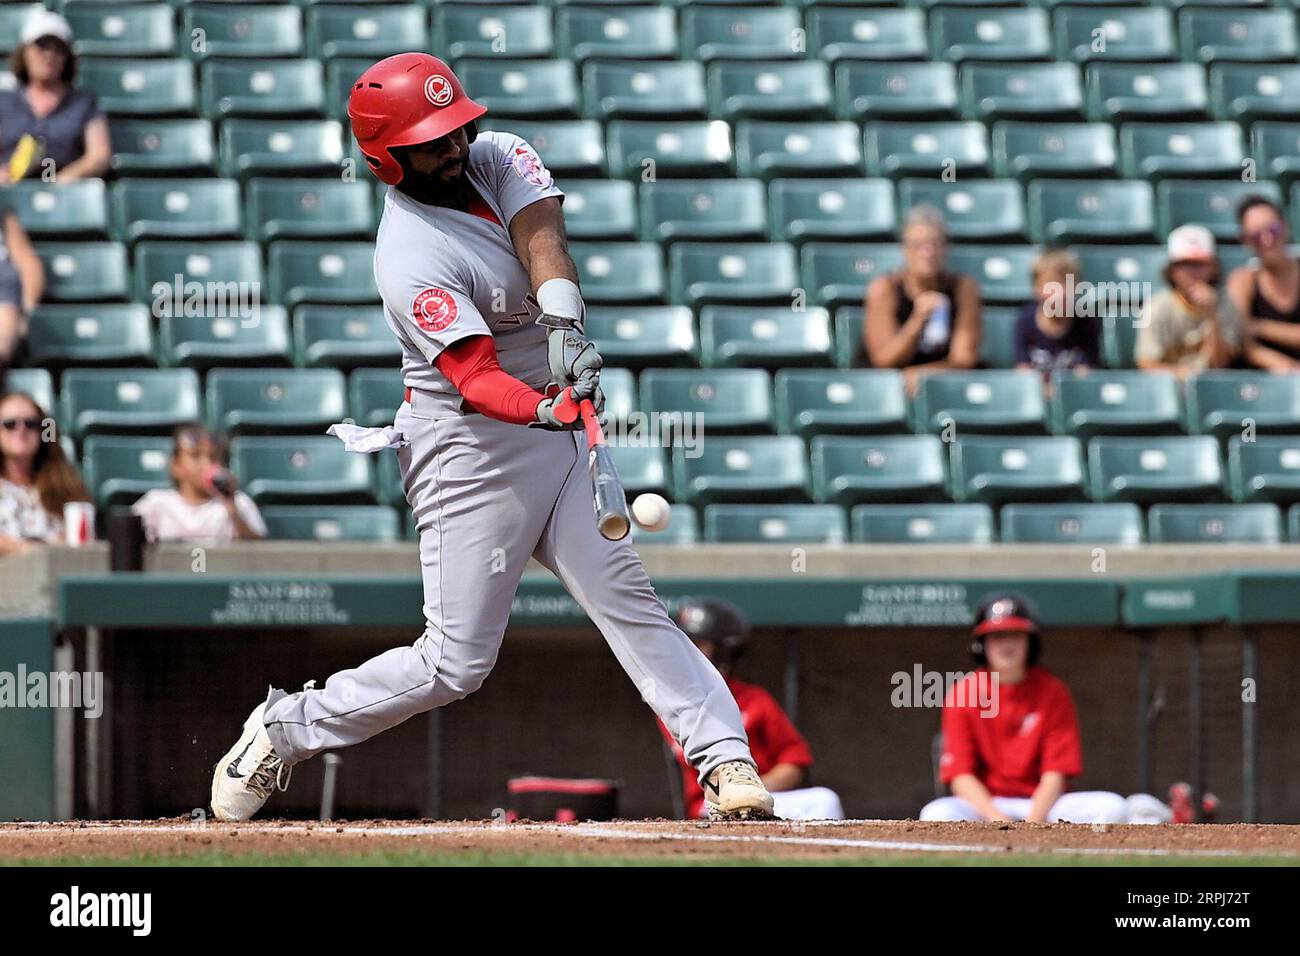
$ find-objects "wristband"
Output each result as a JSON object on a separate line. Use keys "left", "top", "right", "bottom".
{"left": 537, "top": 277, "right": 585, "bottom": 328}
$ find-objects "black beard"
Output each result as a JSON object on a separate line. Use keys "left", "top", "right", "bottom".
{"left": 395, "top": 164, "right": 467, "bottom": 209}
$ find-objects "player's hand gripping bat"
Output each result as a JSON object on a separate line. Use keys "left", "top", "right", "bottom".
{"left": 580, "top": 399, "right": 630, "bottom": 541}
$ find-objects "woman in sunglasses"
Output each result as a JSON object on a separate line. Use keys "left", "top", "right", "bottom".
{"left": 1227, "top": 195, "right": 1300, "bottom": 373}
{"left": 0, "top": 391, "right": 89, "bottom": 556}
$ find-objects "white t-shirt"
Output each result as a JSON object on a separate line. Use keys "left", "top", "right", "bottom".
{"left": 131, "top": 488, "right": 267, "bottom": 542}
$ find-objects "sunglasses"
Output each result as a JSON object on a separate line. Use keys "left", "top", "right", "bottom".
{"left": 0, "top": 418, "right": 42, "bottom": 432}
{"left": 1243, "top": 222, "right": 1286, "bottom": 246}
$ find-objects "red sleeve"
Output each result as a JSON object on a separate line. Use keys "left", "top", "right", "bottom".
{"left": 938, "top": 680, "right": 979, "bottom": 784}
{"left": 752, "top": 691, "right": 813, "bottom": 768}
{"left": 1040, "top": 679, "right": 1084, "bottom": 778}
{"left": 433, "top": 334, "right": 546, "bottom": 425}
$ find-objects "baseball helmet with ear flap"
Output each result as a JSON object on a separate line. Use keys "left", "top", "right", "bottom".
{"left": 969, "top": 591, "right": 1042, "bottom": 667}
{"left": 675, "top": 597, "right": 749, "bottom": 666}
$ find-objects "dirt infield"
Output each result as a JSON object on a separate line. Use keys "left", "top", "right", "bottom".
{"left": 2, "top": 819, "right": 1298, "bottom": 865}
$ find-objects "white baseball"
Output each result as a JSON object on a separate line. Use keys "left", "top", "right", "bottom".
{"left": 631, "top": 493, "right": 672, "bottom": 532}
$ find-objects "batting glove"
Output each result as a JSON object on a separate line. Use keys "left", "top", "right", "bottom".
{"left": 538, "top": 313, "right": 603, "bottom": 392}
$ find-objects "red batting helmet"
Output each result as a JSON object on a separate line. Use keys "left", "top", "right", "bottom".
{"left": 347, "top": 53, "right": 487, "bottom": 186}
{"left": 969, "top": 591, "right": 1042, "bottom": 666}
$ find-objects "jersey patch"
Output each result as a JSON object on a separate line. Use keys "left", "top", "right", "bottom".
{"left": 510, "top": 144, "right": 553, "bottom": 190}
{"left": 412, "top": 287, "right": 458, "bottom": 333}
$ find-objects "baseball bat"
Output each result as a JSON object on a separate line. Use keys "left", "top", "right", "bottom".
{"left": 580, "top": 398, "right": 630, "bottom": 541}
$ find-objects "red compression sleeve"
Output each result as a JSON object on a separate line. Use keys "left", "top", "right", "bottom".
{"left": 433, "top": 335, "right": 547, "bottom": 425}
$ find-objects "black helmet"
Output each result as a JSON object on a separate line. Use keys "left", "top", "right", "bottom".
{"left": 675, "top": 597, "right": 749, "bottom": 666}
{"left": 970, "top": 591, "right": 1042, "bottom": 667}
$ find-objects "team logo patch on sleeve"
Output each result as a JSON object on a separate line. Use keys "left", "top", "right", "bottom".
{"left": 411, "top": 287, "right": 458, "bottom": 333}
{"left": 510, "top": 144, "right": 553, "bottom": 189}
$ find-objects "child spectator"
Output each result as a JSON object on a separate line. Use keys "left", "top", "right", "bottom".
{"left": 1014, "top": 249, "right": 1100, "bottom": 381}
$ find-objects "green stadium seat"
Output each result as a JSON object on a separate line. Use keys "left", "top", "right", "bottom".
{"left": 1156, "top": 180, "right": 1283, "bottom": 241}
{"left": 807, "top": 8, "right": 928, "bottom": 62}
{"left": 218, "top": 119, "right": 346, "bottom": 180}
{"left": 680, "top": 6, "right": 801, "bottom": 61}
{"left": 898, "top": 178, "right": 1026, "bottom": 241}
{"left": 1053, "top": 6, "right": 1177, "bottom": 63}
{"left": 1000, "top": 502, "right": 1144, "bottom": 544}
{"left": 1102, "top": 314, "right": 1141, "bottom": 369}
{"left": 456, "top": 60, "right": 580, "bottom": 119}
{"left": 267, "top": 241, "right": 379, "bottom": 308}
{"left": 1252, "top": 122, "right": 1300, "bottom": 193}
{"left": 586, "top": 306, "right": 697, "bottom": 368}
{"left": 294, "top": 305, "right": 400, "bottom": 369}
{"left": 851, "top": 504, "right": 995, "bottom": 545}
{"left": 60, "top": 368, "right": 202, "bottom": 439}
{"left": 4, "top": 369, "right": 53, "bottom": 416}
{"left": 991, "top": 121, "right": 1117, "bottom": 181}
{"left": 182, "top": 3, "right": 303, "bottom": 59}
{"left": 1210, "top": 64, "right": 1300, "bottom": 124}
{"left": 1148, "top": 504, "right": 1283, "bottom": 544}
{"left": 735, "top": 121, "right": 864, "bottom": 179}
{"left": 348, "top": 367, "right": 403, "bottom": 428}
{"left": 912, "top": 370, "right": 1047, "bottom": 435}
{"left": 641, "top": 368, "right": 773, "bottom": 434}
{"left": 931, "top": 8, "right": 1053, "bottom": 62}
{"left": 1178, "top": 9, "right": 1298, "bottom": 65}
{"left": 109, "top": 119, "right": 216, "bottom": 175}
{"left": 639, "top": 179, "right": 767, "bottom": 242}
{"left": 207, "top": 368, "right": 347, "bottom": 435}
{"left": 699, "top": 306, "right": 831, "bottom": 369}
{"left": 64, "top": 1, "right": 176, "bottom": 57}
{"left": 0, "top": 5, "right": 42, "bottom": 56}
{"left": 26, "top": 304, "right": 153, "bottom": 369}
{"left": 569, "top": 242, "right": 665, "bottom": 303}
{"left": 480, "top": 120, "right": 606, "bottom": 176}
{"left": 260, "top": 505, "right": 400, "bottom": 543}
{"left": 834, "top": 61, "right": 959, "bottom": 121}
{"left": 434, "top": 4, "right": 553, "bottom": 59}
{"left": 1048, "top": 370, "right": 1182, "bottom": 440}
{"left": 801, "top": 242, "right": 902, "bottom": 309}
{"left": 374, "top": 447, "right": 404, "bottom": 509}
{"left": 1027, "top": 178, "right": 1156, "bottom": 243}
{"left": 5, "top": 180, "right": 107, "bottom": 238}
{"left": 79, "top": 58, "right": 196, "bottom": 116}
{"left": 1087, "top": 436, "right": 1224, "bottom": 503}
{"left": 1229, "top": 436, "right": 1300, "bottom": 505}
{"left": 703, "top": 504, "right": 846, "bottom": 544}
{"left": 979, "top": 305, "right": 1020, "bottom": 369}
{"left": 598, "top": 366, "right": 637, "bottom": 424}
{"left": 945, "top": 245, "right": 1036, "bottom": 304}
{"left": 671, "top": 436, "right": 808, "bottom": 506}
{"left": 556, "top": 179, "right": 637, "bottom": 239}
{"left": 110, "top": 179, "right": 241, "bottom": 243}
{"left": 810, "top": 434, "right": 947, "bottom": 506}
{"left": 668, "top": 242, "right": 799, "bottom": 307}
{"left": 959, "top": 63, "right": 1085, "bottom": 121}
{"left": 132, "top": 241, "right": 263, "bottom": 305}
{"left": 949, "top": 435, "right": 1086, "bottom": 505}
{"left": 245, "top": 179, "right": 374, "bottom": 242}
{"left": 555, "top": 6, "right": 678, "bottom": 61}
{"left": 1120, "top": 122, "right": 1246, "bottom": 182}
{"left": 200, "top": 58, "right": 325, "bottom": 119}
{"left": 607, "top": 444, "right": 670, "bottom": 497}
{"left": 706, "top": 61, "right": 832, "bottom": 121}
{"left": 231, "top": 436, "right": 374, "bottom": 506}
{"left": 1085, "top": 63, "right": 1208, "bottom": 123}
{"left": 158, "top": 306, "right": 292, "bottom": 369}
{"left": 307, "top": 3, "right": 427, "bottom": 60}
{"left": 605, "top": 120, "right": 734, "bottom": 179}
{"left": 1185, "top": 371, "right": 1300, "bottom": 441}
{"left": 36, "top": 242, "right": 129, "bottom": 302}
{"left": 584, "top": 60, "right": 707, "bottom": 120}
{"left": 768, "top": 178, "right": 897, "bottom": 242}
{"left": 833, "top": 305, "right": 864, "bottom": 368}
{"left": 865, "top": 121, "right": 990, "bottom": 178}
{"left": 80, "top": 436, "right": 174, "bottom": 510}
{"left": 629, "top": 502, "right": 698, "bottom": 546}
{"left": 1074, "top": 244, "right": 1166, "bottom": 293}
{"left": 325, "top": 57, "right": 370, "bottom": 122}
{"left": 775, "top": 369, "right": 907, "bottom": 438}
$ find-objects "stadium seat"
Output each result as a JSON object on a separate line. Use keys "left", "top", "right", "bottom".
{"left": 1088, "top": 436, "right": 1225, "bottom": 504}
{"left": 374, "top": 448, "right": 404, "bottom": 509}
{"left": 480, "top": 120, "right": 606, "bottom": 176}
{"left": 1147, "top": 504, "right": 1283, "bottom": 545}
{"left": 64, "top": 1, "right": 176, "bottom": 57}
{"left": 1102, "top": 314, "right": 1141, "bottom": 369}
{"left": 260, "top": 506, "right": 401, "bottom": 543}
{"left": 1086, "top": 62, "right": 1209, "bottom": 124}
{"left": 207, "top": 368, "right": 347, "bottom": 435}
{"left": 668, "top": 242, "right": 799, "bottom": 307}
{"left": 36, "top": 242, "right": 129, "bottom": 302}
{"left": 945, "top": 245, "right": 1036, "bottom": 304}
{"left": 79, "top": 58, "right": 196, "bottom": 116}
{"left": 293, "top": 305, "right": 401, "bottom": 369}
{"left": 834, "top": 306, "right": 865, "bottom": 368}
{"left": 182, "top": 3, "right": 303, "bottom": 59}
{"left": 306, "top": 3, "right": 428, "bottom": 60}
{"left": 865, "top": 122, "right": 990, "bottom": 178}
{"left": 807, "top": 8, "right": 928, "bottom": 63}
{"left": 1178, "top": 9, "right": 1298, "bottom": 65}
{"left": 555, "top": 6, "right": 678, "bottom": 61}
{"left": 262, "top": 241, "right": 376, "bottom": 309}
{"left": 1252, "top": 122, "right": 1300, "bottom": 194}
{"left": 25, "top": 304, "right": 154, "bottom": 370}
{"left": 898, "top": 178, "right": 1026, "bottom": 242}
{"left": 991, "top": 121, "right": 1117, "bottom": 181}
{"left": 959, "top": 63, "right": 1085, "bottom": 121}
{"left": 834, "top": 61, "right": 959, "bottom": 122}
{"left": 801, "top": 242, "right": 903, "bottom": 309}
{"left": 912, "top": 370, "right": 1047, "bottom": 435}
{"left": 0, "top": 4, "right": 41, "bottom": 55}
{"left": 978, "top": 306, "right": 1020, "bottom": 369}
{"left": 774, "top": 369, "right": 908, "bottom": 438}
{"left": 80, "top": 436, "right": 174, "bottom": 510}
{"left": 324, "top": 57, "right": 371, "bottom": 122}
{"left": 706, "top": 61, "right": 832, "bottom": 121}
{"left": 703, "top": 504, "right": 846, "bottom": 544}
{"left": 638, "top": 179, "right": 767, "bottom": 242}
{"left": 4, "top": 369, "right": 53, "bottom": 416}
{"left": 1027, "top": 178, "right": 1156, "bottom": 244}
{"left": 599, "top": 367, "right": 637, "bottom": 425}
{"left": 640, "top": 368, "right": 773, "bottom": 433}
{"left": 109, "top": 119, "right": 216, "bottom": 175}
{"left": 851, "top": 504, "right": 995, "bottom": 545}
{"left": 586, "top": 306, "right": 697, "bottom": 368}
{"left": 584, "top": 60, "right": 707, "bottom": 120}
{"left": 1185, "top": 371, "right": 1300, "bottom": 441}
{"left": 110, "top": 179, "right": 242, "bottom": 243}
{"left": 556, "top": 179, "right": 636, "bottom": 240}
{"left": 604, "top": 120, "right": 732, "bottom": 179}
{"left": 1074, "top": 244, "right": 1166, "bottom": 296}
{"left": 435, "top": 4, "right": 552, "bottom": 59}
{"left": 218, "top": 119, "right": 346, "bottom": 180}
{"left": 245, "top": 179, "right": 374, "bottom": 241}
{"left": 810, "top": 434, "right": 948, "bottom": 506}
{"left": 1053, "top": 6, "right": 1177, "bottom": 64}
{"left": 1120, "top": 122, "right": 1246, "bottom": 182}
{"left": 679, "top": 6, "right": 802, "bottom": 61}
{"left": 671, "top": 436, "right": 809, "bottom": 506}
{"left": 1157, "top": 180, "right": 1283, "bottom": 242}
{"left": 231, "top": 436, "right": 374, "bottom": 506}
{"left": 569, "top": 242, "right": 665, "bottom": 303}
{"left": 158, "top": 306, "right": 292, "bottom": 370}
{"left": 948, "top": 436, "right": 1087, "bottom": 505}
{"left": 607, "top": 444, "right": 670, "bottom": 497}
{"left": 734, "top": 121, "right": 864, "bottom": 179}
{"left": 1210, "top": 64, "right": 1300, "bottom": 124}
{"left": 5, "top": 180, "right": 107, "bottom": 239}
{"left": 1228, "top": 436, "right": 1300, "bottom": 505}
{"left": 456, "top": 60, "right": 580, "bottom": 119}
{"left": 199, "top": 58, "right": 324, "bottom": 119}
{"left": 629, "top": 503, "right": 698, "bottom": 546}
{"left": 60, "top": 368, "right": 202, "bottom": 439}
{"left": 768, "top": 178, "right": 897, "bottom": 242}
{"left": 132, "top": 240, "right": 263, "bottom": 305}
{"left": 1049, "top": 370, "right": 1182, "bottom": 440}
{"left": 698, "top": 306, "right": 832, "bottom": 369}
{"left": 931, "top": 8, "right": 1053, "bottom": 63}
{"left": 999, "top": 503, "right": 1145, "bottom": 544}
{"left": 349, "top": 368, "right": 403, "bottom": 428}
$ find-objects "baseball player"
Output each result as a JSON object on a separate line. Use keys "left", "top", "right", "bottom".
{"left": 661, "top": 598, "right": 844, "bottom": 821}
{"left": 920, "top": 592, "right": 1171, "bottom": 824}
{"left": 210, "top": 53, "right": 773, "bottom": 823}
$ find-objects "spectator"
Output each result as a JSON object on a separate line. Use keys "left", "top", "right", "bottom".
{"left": 658, "top": 597, "right": 844, "bottom": 821}
{"left": 0, "top": 10, "right": 111, "bottom": 183}
{"left": 0, "top": 390, "right": 89, "bottom": 556}
{"left": 131, "top": 424, "right": 267, "bottom": 542}
{"left": 1226, "top": 194, "right": 1300, "bottom": 373}
{"left": 1014, "top": 249, "right": 1100, "bottom": 382}
{"left": 1135, "top": 225, "right": 1240, "bottom": 378}
{"left": 0, "top": 198, "right": 46, "bottom": 377}
{"left": 864, "top": 205, "right": 981, "bottom": 394}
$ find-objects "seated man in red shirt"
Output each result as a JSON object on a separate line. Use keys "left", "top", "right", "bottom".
{"left": 658, "top": 597, "right": 844, "bottom": 821}
{"left": 921, "top": 591, "right": 1169, "bottom": 824}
